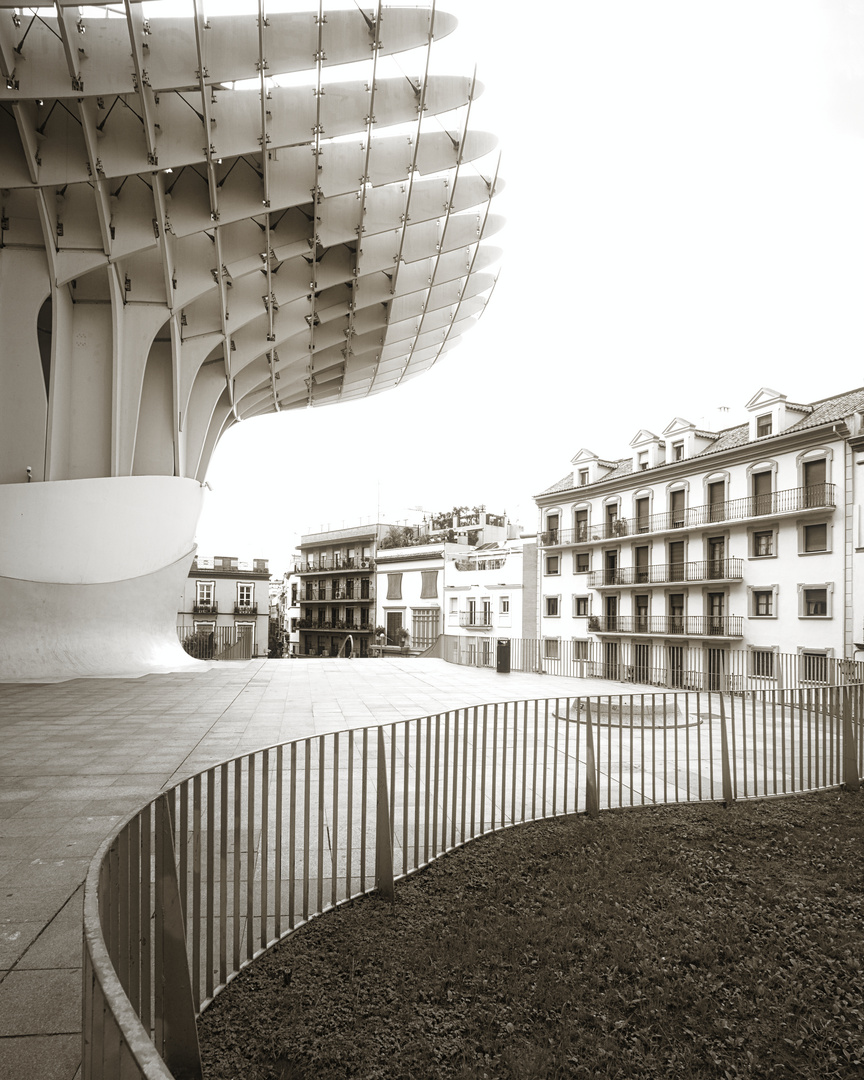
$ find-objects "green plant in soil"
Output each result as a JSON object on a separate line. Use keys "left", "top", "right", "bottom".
{"left": 198, "top": 790, "right": 864, "bottom": 1079}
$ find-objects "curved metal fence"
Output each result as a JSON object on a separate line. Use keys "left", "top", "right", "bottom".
{"left": 82, "top": 686, "right": 862, "bottom": 1079}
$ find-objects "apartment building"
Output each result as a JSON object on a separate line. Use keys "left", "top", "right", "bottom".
{"left": 375, "top": 511, "right": 522, "bottom": 652}
{"left": 442, "top": 538, "right": 530, "bottom": 665}
{"left": 179, "top": 555, "right": 271, "bottom": 657}
{"left": 535, "top": 386, "right": 864, "bottom": 685}
{"left": 297, "top": 524, "right": 387, "bottom": 657}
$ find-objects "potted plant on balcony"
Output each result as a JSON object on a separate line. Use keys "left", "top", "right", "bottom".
{"left": 587, "top": 616, "right": 601, "bottom": 632}
{"left": 395, "top": 626, "right": 411, "bottom": 654}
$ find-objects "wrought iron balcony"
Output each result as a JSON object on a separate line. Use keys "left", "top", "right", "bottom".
{"left": 588, "top": 558, "right": 743, "bottom": 588}
{"left": 234, "top": 604, "right": 258, "bottom": 615}
{"left": 301, "top": 589, "right": 375, "bottom": 603}
{"left": 540, "top": 484, "right": 834, "bottom": 545}
{"left": 193, "top": 602, "right": 217, "bottom": 614}
{"left": 587, "top": 615, "right": 743, "bottom": 637}
{"left": 300, "top": 557, "right": 375, "bottom": 574}
{"left": 459, "top": 612, "right": 492, "bottom": 629}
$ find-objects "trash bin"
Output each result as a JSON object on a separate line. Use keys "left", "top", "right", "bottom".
{"left": 496, "top": 638, "right": 511, "bottom": 674}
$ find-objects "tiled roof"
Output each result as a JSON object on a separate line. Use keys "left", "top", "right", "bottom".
{"left": 538, "top": 385, "right": 864, "bottom": 498}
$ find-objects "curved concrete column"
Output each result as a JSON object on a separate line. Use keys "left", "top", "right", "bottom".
{"left": 0, "top": 477, "right": 206, "bottom": 681}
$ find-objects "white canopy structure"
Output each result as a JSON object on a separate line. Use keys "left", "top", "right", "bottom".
{"left": 0, "top": 3, "right": 501, "bottom": 679}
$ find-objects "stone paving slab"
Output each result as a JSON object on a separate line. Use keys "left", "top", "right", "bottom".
{"left": 0, "top": 657, "right": 633, "bottom": 1079}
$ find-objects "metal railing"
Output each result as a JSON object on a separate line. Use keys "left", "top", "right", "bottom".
{"left": 301, "top": 589, "right": 374, "bottom": 602}
{"left": 298, "top": 620, "right": 374, "bottom": 632}
{"left": 301, "top": 558, "right": 375, "bottom": 573}
{"left": 83, "top": 686, "right": 862, "bottom": 1078}
{"left": 459, "top": 611, "right": 493, "bottom": 628}
{"left": 233, "top": 604, "right": 258, "bottom": 615}
{"left": 541, "top": 484, "right": 835, "bottom": 545}
{"left": 177, "top": 626, "right": 253, "bottom": 661}
{"left": 441, "top": 635, "right": 864, "bottom": 690}
{"left": 192, "top": 603, "right": 217, "bottom": 614}
{"left": 587, "top": 615, "right": 744, "bottom": 637}
{"left": 588, "top": 558, "right": 743, "bottom": 587}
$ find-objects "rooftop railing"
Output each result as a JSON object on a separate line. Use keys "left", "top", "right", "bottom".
{"left": 459, "top": 611, "right": 493, "bottom": 628}
{"left": 541, "top": 484, "right": 835, "bottom": 545}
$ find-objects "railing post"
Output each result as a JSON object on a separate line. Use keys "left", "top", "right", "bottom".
{"left": 375, "top": 727, "right": 395, "bottom": 902}
{"left": 718, "top": 694, "right": 735, "bottom": 806}
{"left": 154, "top": 794, "right": 203, "bottom": 1080}
{"left": 584, "top": 700, "right": 599, "bottom": 818}
{"left": 842, "top": 687, "right": 860, "bottom": 792}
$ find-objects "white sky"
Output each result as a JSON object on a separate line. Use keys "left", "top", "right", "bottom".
{"left": 190, "top": 0, "right": 864, "bottom": 573}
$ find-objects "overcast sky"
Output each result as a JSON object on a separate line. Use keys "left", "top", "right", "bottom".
{"left": 191, "top": 0, "right": 864, "bottom": 573}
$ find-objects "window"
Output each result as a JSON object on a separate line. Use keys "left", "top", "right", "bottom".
{"left": 751, "top": 589, "right": 774, "bottom": 617}
{"left": 575, "top": 509, "right": 588, "bottom": 541}
{"left": 412, "top": 608, "right": 440, "bottom": 650}
{"left": 578, "top": 469, "right": 589, "bottom": 486}
{"left": 801, "top": 523, "right": 828, "bottom": 554}
{"left": 752, "top": 530, "right": 774, "bottom": 558}
{"left": 545, "top": 555, "right": 560, "bottom": 575}
{"left": 196, "top": 581, "right": 214, "bottom": 608}
{"left": 420, "top": 570, "right": 438, "bottom": 598}
{"left": 572, "top": 639, "right": 590, "bottom": 660}
{"left": 545, "top": 596, "right": 560, "bottom": 617}
{"left": 575, "top": 552, "right": 590, "bottom": 574}
{"left": 237, "top": 583, "right": 254, "bottom": 609}
{"left": 449, "top": 596, "right": 458, "bottom": 613}
{"left": 672, "top": 441, "right": 684, "bottom": 461}
{"left": 635, "top": 497, "right": 650, "bottom": 532}
{"left": 670, "top": 488, "right": 685, "bottom": 528}
{"left": 500, "top": 596, "right": 510, "bottom": 613}
{"left": 387, "top": 573, "right": 402, "bottom": 600}
{"left": 756, "top": 413, "right": 772, "bottom": 437}
{"left": 751, "top": 649, "right": 775, "bottom": 678}
{"left": 802, "top": 651, "right": 829, "bottom": 683}
{"left": 638, "top": 451, "right": 649, "bottom": 471}
{"left": 546, "top": 513, "right": 559, "bottom": 542}
{"left": 803, "top": 587, "right": 828, "bottom": 616}
{"left": 543, "top": 638, "right": 560, "bottom": 660}
{"left": 574, "top": 596, "right": 589, "bottom": 617}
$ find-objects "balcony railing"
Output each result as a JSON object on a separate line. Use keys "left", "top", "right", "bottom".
{"left": 234, "top": 603, "right": 258, "bottom": 615}
{"left": 587, "top": 615, "right": 744, "bottom": 637}
{"left": 298, "top": 619, "right": 374, "bottom": 632}
{"left": 541, "top": 484, "right": 834, "bottom": 545}
{"left": 588, "top": 558, "right": 743, "bottom": 588}
{"left": 193, "top": 602, "right": 217, "bottom": 614}
{"left": 301, "top": 557, "right": 375, "bottom": 573}
{"left": 301, "top": 589, "right": 374, "bottom": 602}
{"left": 459, "top": 612, "right": 493, "bottom": 629}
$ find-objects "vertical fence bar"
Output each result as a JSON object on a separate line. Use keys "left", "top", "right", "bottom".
{"left": 359, "top": 730, "right": 367, "bottom": 893}
{"left": 424, "top": 716, "right": 432, "bottom": 863}
{"left": 275, "top": 746, "right": 283, "bottom": 939}
{"left": 232, "top": 759, "right": 241, "bottom": 972}
{"left": 127, "top": 815, "right": 140, "bottom": 1016}
{"left": 316, "top": 739, "right": 325, "bottom": 916}
{"left": 584, "top": 700, "right": 599, "bottom": 818}
{"left": 261, "top": 749, "right": 270, "bottom": 948}
{"left": 344, "top": 734, "right": 352, "bottom": 900}
{"left": 375, "top": 727, "right": 395, "bottom": 902}
{"left": 139, "top": 802, "right": 151, "bottom": 1035}
{"left": 442, "top": 713, "right": 451, "bottom": 848}
{"left": 719, "top": 694, "right": 734, "bottom": 805}
{"left": 480, "top": 705, "right": 488, "bottom": 834}
{"left": 205, "top": 768, "right": 215, "bottom": 1001}
{"left": 842, "top": 687, "right": 860, "bottom": 790}
{"left": 191, "top": 774, "right": 201, "bottom": 1004}
{"left": 289, "top": 742, "right": 297, "bottom": 930}
{"left": 330, "top": 737, "right": 338, "bottom": 911}
{"left": 219, "top": 763, "right": 228, "bottom": 989}
{"left": 433, "top": 715, "right": 441, "bottom": 854}
{"left": 470, "top": 706, "right": 479, "bottom": 838}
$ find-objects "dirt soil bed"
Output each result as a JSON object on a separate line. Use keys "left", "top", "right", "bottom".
{"left": 198, "top": 790, "right": 864, "bottom": 1080}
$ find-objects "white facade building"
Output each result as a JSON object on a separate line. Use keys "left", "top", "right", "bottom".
{"left": 442, "top": 540, "right": 527, "bottom": 666}
{"left": 534, "top": 386, "right": 864, "bottom": 686}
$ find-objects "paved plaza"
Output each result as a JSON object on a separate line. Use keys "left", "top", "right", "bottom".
{"left": 0, "top": 657, "right": 632, "bottom": 1080}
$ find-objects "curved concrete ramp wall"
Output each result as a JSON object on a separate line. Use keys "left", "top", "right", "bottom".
{"left": 0, "top": 477, "right": 206, "bottom": 681}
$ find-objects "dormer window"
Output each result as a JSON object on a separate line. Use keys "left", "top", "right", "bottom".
{"left": 578, "top": 469, "right": 589, "bottom": 486}
{"left": 638, "top": 451, "right": 649, "bottom": 471}
{"left": 672, "top": 441, "right": 684, "bottom": 461}
{"left": 756, "top": 414, "right": 772, "bottom": 438}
